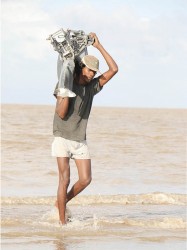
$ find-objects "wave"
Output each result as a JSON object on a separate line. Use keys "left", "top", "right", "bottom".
{"left": 1, "top": 192, "right": 186, "bottom": 205}
{"left": 99, "top": 217, "right": 186, "bottom": 229}
{"left": 1, "top": 212, "right": 186, "bottom": 230}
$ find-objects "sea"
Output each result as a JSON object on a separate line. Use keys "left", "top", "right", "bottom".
{"left": 1, "top": 104, "right": 187, "bottom": 250}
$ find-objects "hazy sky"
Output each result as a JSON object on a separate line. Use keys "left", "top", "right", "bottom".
{"left": 1, "top": 0, "right": 187, "bottom": 108}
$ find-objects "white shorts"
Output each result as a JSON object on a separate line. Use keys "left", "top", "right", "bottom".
{"left": 52, "top": 137, "right": 90, "bottom": 159}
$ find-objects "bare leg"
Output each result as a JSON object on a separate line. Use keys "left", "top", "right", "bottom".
{"left": 57, "top": 157, "right": 70, "bottom": 224}
{"left": 66, "top": 159, "right": 92, "bottom": 203}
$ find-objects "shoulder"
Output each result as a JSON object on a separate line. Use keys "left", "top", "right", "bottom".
{"left": 88, "top": 77, "right": 103, "bottom": 95}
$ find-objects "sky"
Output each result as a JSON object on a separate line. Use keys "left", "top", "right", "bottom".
{"left": 1, "top": 0, "right": 187, "bottom": 108}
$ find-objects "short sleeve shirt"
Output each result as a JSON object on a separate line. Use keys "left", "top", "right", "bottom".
{"left": 53, "top": 77, "right": 102, "bottom": 141}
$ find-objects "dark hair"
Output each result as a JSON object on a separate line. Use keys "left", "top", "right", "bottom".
{"left": 74, "top": 60, "right": 85, "bottom": 77}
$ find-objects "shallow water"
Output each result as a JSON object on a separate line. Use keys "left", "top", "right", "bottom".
{"left": 1, "top": 104, "right": 187, "bottom": 250}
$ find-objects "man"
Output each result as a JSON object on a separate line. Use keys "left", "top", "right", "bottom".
{"left": 52, "top": 32, "right": 118, "bottom": 224}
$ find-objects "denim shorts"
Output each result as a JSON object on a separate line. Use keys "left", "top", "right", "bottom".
{"left": 52, "top": 137, "right": 90, "bottom": 159}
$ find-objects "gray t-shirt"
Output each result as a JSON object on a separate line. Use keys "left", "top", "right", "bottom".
{"left": 53, "top": 77, "right": 102, "bottom": 141}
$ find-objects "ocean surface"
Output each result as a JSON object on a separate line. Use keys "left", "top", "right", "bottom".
{"left": 1, "top": 104, "right": 187, "bottom": 250}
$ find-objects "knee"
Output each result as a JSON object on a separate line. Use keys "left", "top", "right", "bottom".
{"left": 79, "top": 177, "right": 92, "bottom": 187}
{"left": 59, "top": 178, "right": 70, "bottom": 189}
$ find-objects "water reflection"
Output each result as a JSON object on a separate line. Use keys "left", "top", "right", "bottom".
{"left": 55, "top": 239, "right": 67, "bottom": 250}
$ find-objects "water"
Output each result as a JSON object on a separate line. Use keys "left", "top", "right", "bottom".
{"left": 1, "top": 104, "right": 187, "bottom": 250}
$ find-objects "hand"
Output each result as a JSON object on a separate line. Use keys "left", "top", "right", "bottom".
{"left": 89, "top": 32, "right": 100, "bottom": 48}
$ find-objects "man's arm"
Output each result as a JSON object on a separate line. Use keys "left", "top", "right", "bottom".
{"left": 90, "top": 33, "right": 118, "bottom": 87}
{"left": 55, "top": 96, "right": 69, "bottom": 119}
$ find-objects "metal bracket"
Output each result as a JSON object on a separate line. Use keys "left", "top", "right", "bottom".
{"left": 47, "top": 28, "right": 94, "bottom": 60}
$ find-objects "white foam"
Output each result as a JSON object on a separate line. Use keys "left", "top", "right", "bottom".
{"left": 1, "top": 193, "right": 186, "bottom": 205}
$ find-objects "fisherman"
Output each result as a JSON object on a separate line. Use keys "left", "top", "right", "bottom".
{"left": 51, "top": 32, "right": 118, "bottom": 224}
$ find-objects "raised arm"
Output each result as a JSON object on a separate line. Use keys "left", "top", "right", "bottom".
{"left": 55, "top": 96, "right": 69, "bottom": 119}
{"left": 90, "top": 33, "right": 118, "bottom": 87}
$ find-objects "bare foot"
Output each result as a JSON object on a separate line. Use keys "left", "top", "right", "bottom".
{"left": 55, "top": 200, "right": 72, "bottom": 223}
{"left": 59, "top": 220, "right": 67, "bottom": 226}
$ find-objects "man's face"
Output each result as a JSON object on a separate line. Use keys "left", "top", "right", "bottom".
{"left": 81, "top": 66, "right": 96, "bottom": 84}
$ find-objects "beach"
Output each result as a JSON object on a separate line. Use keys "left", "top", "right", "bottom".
{"left": 1, "top": 104, "right": 187, "bottom": 250}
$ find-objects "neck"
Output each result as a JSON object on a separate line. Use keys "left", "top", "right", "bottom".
{"left": 75, "top": 75, "right": 85, "bottom": 85}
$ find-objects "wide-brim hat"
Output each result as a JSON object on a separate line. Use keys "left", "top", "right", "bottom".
{"left": 81, "top": 55, "right": 101, "bottom": 74}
